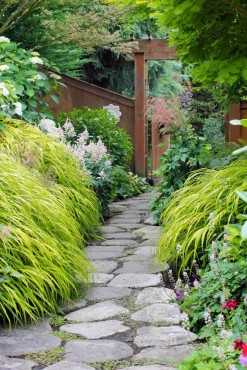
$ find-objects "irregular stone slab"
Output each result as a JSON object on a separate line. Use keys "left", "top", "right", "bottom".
{"left": 114, "top": 261, "right": 165, "bottom": 274}
{"left": 86, "top": 245, "right": 126, "bottom": 253}
{"left": 138, "top": 239, "right": 159, "bottom": 246}
{"left": 117, "top": 254, "right": 152, "bottom": 262}
{"left": 109, "top": 204, "right": 128, "bottom": 213}
{"left": 144, "top": 213, "right": 159, "bottom": 226}
{"left": 61, "top": 320, "right": 130, "bottom": 339}
{"left": 110, "top": 218, "right": 142, "bottom": 225}
{"left": 85, "top": 286, "right": 132, "bottom": 301}
{"left": 0, "top": 355, "right": 37, "bottom": 370}
{"left": 90, "top": 273, "right": 114, "bottom": 284}
{"left": 108, "top": 273, "right": 160, "bottom": 288}
{"left": 135, "top": 287, "right": 176, "bottom": 306}
{"left": 133, "top": 226, "right": 160, "bottom": 237}
{"left": 134, "top": 326, "right": 197, "bottom": 348}
{"left": 61, "top": 298, "right": 87, "bottom": 313}
{"left": 65, "top": 301, "right": 129, "bottom": 322}
{"left": 103, "top": 233, "right": 136, "bottom": 240}
{"left": 65, "top": 340, "right": 133, "bottom": 363}
{"left": 117, "top": 223, "right": 146, "bottom": 230}
{"left": 44, "top": 361, "right": 95, "bottom": 370}
{"left": 101, "top": 240, "right": 137, "bottom": 246}
{"left": 134, "top": 246, "right": 156, "bottom": 255}
{"left": 0, "top": 329, "right": 61, "bottom": 356}
{"left": 119, "top": 366, "right": 175, "bottom": 370}
{"left": 131, "top": 303, "right": 181, "bottom": 325}
{"left": 132, "top": 345, "right": 195, "bottom": 362}
{"left": 91, "top": 260, "right": 118, "bottom": 273}
{"left": 102, "top": 225, "right": 123, "bottom": 233}
{"left": 86, "top": 250, "right": 126, "bottom": 260}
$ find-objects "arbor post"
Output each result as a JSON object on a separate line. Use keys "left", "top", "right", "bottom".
{"left": 135, "top": 52, "right": 146, "bottom": 177}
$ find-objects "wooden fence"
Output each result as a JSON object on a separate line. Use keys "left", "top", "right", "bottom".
{"left": 225, "top": 102, "right": 247, "bottom": 143}
{"left": 46, "top": 72, "right": 135, "bottom": 169}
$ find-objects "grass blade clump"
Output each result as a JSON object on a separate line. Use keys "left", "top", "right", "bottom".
{"left": 157, "top": 158, "right": 247, "bottom": 270}
{"left": 0, "top": 152, "right": 93, "bottom": 325}
{"left": 0, "top": 119, "right": 100, "bottom": 240}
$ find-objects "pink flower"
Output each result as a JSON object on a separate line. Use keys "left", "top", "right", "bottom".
{"left": 221, "top": 300, "right": 238, "bottom": 310}
{"left": 239, "top": 342, "right": 247, "bottom": 366}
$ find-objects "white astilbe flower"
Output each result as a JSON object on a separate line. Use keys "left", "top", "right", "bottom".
{"left": 78, "top": 129, "right": 90, "bottom": 144}
{"left": 98, "top": 170, "right": 108, "bottom": 180}
{"left": 104, "top": 160, "right": 112, "bottom": 168}
{"left": 180, "top": 312, "right": 190, "bottom": 329}
{"left": 39, "top": 119, "right": 64, "bottom": 139}
{"left": 0, "top": 82, "right": 9, "bottom": 97}
{"left": 86, "top": 138, "right": 107, "bottom": 162}
{"left": 63, "top": 118, "right": 76, "bottom": 137}
{"left": 50, "top": 73, "right": 61, "bottom": 80}
{"left": 0, "top": 36, "right": 10, "bottom": 43}
{"left": 0, "top": 65, "right": 9, "bottom": 71}
{"left": 103, "top": 104, "right": 122, "bottom": 122}
{"left": 204, "top": 311, "right": 213, "bottom": 326}
{"left": 13, "top": 102, "right": 22, "bottom": 116}
{"left": 30, "top": 56, "right": 43, "bottom": 65}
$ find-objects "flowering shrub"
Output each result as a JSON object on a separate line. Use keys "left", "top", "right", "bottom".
{"left": 56, "top": 106, "right": 133, "bottom": 167}
{"left": 0, "top": 37, "right": 62, "bottom": 123}
{"left": 38, "top": 117, "right": 113, "bottom": 216}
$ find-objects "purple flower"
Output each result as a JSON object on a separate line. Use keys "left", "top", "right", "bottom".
{"left": 176, "top": 288, "right": 184, "bottom": 301}
{"left": 239, "top": 354, "right": 247, "bottom": 366}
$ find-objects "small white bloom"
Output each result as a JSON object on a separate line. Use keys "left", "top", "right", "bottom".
{"left": 103, "top": 104, "right": 122, "bottom": 121}
{"left": 104, "top": 160, "right": 112, "bottom": 168}
{"left": 229, "top": 365, "right": 237, "bottom": 370}
{"left": 217, "top": 313, "right": 225, "bottom": 328}
{"left": 13, "top": 102, "right": 22, "bottom": 116}
{"left": 63, "top": 118, "right": 76, "bottom": 138}
{"left": 180, "top": 312, "right": 190, "bottom": 329}
{"left": 30, "top": 56, "right": 43, "bottom": 65}
{"left": 0, "top": 36, "right": 10, "bottom": 43}
{"left": 203, "top": 311, "right": 213, "bottom": 325}
{"left": 0, "top": 65, "right": 9, "bottom": 71}
{"left": 50, "top": 73, "right": 61, "bottom": 80}
{"left": 0, "top": 82, "right": 9, "bottom": 97}
{"left": 193, "top": 280, "right": 200, "bottom": 289}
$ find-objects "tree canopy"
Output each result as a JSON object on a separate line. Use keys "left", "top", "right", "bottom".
{"left": 109, "top": 0, "right": 247, "bottom": 102}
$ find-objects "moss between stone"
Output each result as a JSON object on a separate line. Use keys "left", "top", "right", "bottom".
{"left": 25, "top": 347, "right": 65, "bottom": 366}
{"left": 89, "top": 359, "right": 179, "bottom": 369}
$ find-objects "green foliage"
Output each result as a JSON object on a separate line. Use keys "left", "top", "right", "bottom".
{"left": 0, "top": 120, "right": 100, "bottom": 239}
{"left": 111, "top": 166, "right": 150, "bottom": 201}
{"left": 111, "top": 0, "right": 247, "bottom": 102}
{"left": 26, "top": 347, "right": 65, "bottom": 366}
{"left": 157, "top": 157, "right": 247, "bottom": 270}
{"left": 150, "top": 124, "right": 211, "bottom": 221}
{"left": 50, "top": 315, "right": 66, "bottom": 327}
{"left": 0, "top": 119, "right": 100, "bottom": 325}
{"left": 57, "top": 107, "right": 133, "bottom": 167}
{"left": 0, "top": 38, "right": 61, "bottom": 122}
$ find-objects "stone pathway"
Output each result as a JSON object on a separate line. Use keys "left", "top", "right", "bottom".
{"left": 0, "top": 193, "right": 197, "bottom": 370}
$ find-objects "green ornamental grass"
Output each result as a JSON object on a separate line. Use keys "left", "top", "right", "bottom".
{"left": 157, "top": 157, "right": 247, "bottom": 270}
{"left": 0, "top": 120, "right": 100, "bottom": 325}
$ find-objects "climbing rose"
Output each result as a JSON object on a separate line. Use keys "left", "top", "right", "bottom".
{"left": 221, "top": 300, "right": 238, "bottom": 310}
{"left": 239, "top": 342, "right": 247, "bottom": 366}
{"left": 234, "top": 339, "right": 244, "bottom": 350}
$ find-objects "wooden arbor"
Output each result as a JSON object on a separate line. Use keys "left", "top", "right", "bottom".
{"left": 127, "top": 39, "right": 177, "bottom": 177}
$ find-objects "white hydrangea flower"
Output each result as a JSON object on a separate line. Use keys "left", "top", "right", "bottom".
{"left": 0, "top": 36, "right": 10, "bottom": 43}
{"left": 13, "top": 102, "right": 22, "bottom": 116}
{"left": 0, "top": 82, "right": 9, "bottom": 97}
{"left": 30, "top": 56, "right": 44, "bottom": 65}
{"left": 28, "top": 74, "right": 44, "bottom": 82}
{"left": 103, "top": 104, "right": 122, "bottom": 122}
{"left": 0, "top": 65, "right": 9, "bottom": 71}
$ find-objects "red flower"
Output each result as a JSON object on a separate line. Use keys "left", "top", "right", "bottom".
{"left": 221, "top": 300, "right": 238, "bottom": 310}
{"left": 234, "top": 339, "right": 244, "bottom": 350}
{"left": 243, "top": 342, "right": 247, "bottom": 357}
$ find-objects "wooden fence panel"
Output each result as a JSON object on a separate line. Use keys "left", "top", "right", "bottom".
{"left": 46, "top": 72, "right": 135, "bottom": 169}
{"left": 226, "top": 102, "right": 247, "bottom": 143}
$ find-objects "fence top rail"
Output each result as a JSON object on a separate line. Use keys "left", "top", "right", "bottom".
{"left": 55, "top": 70, "right": 135, "bottom": 108}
